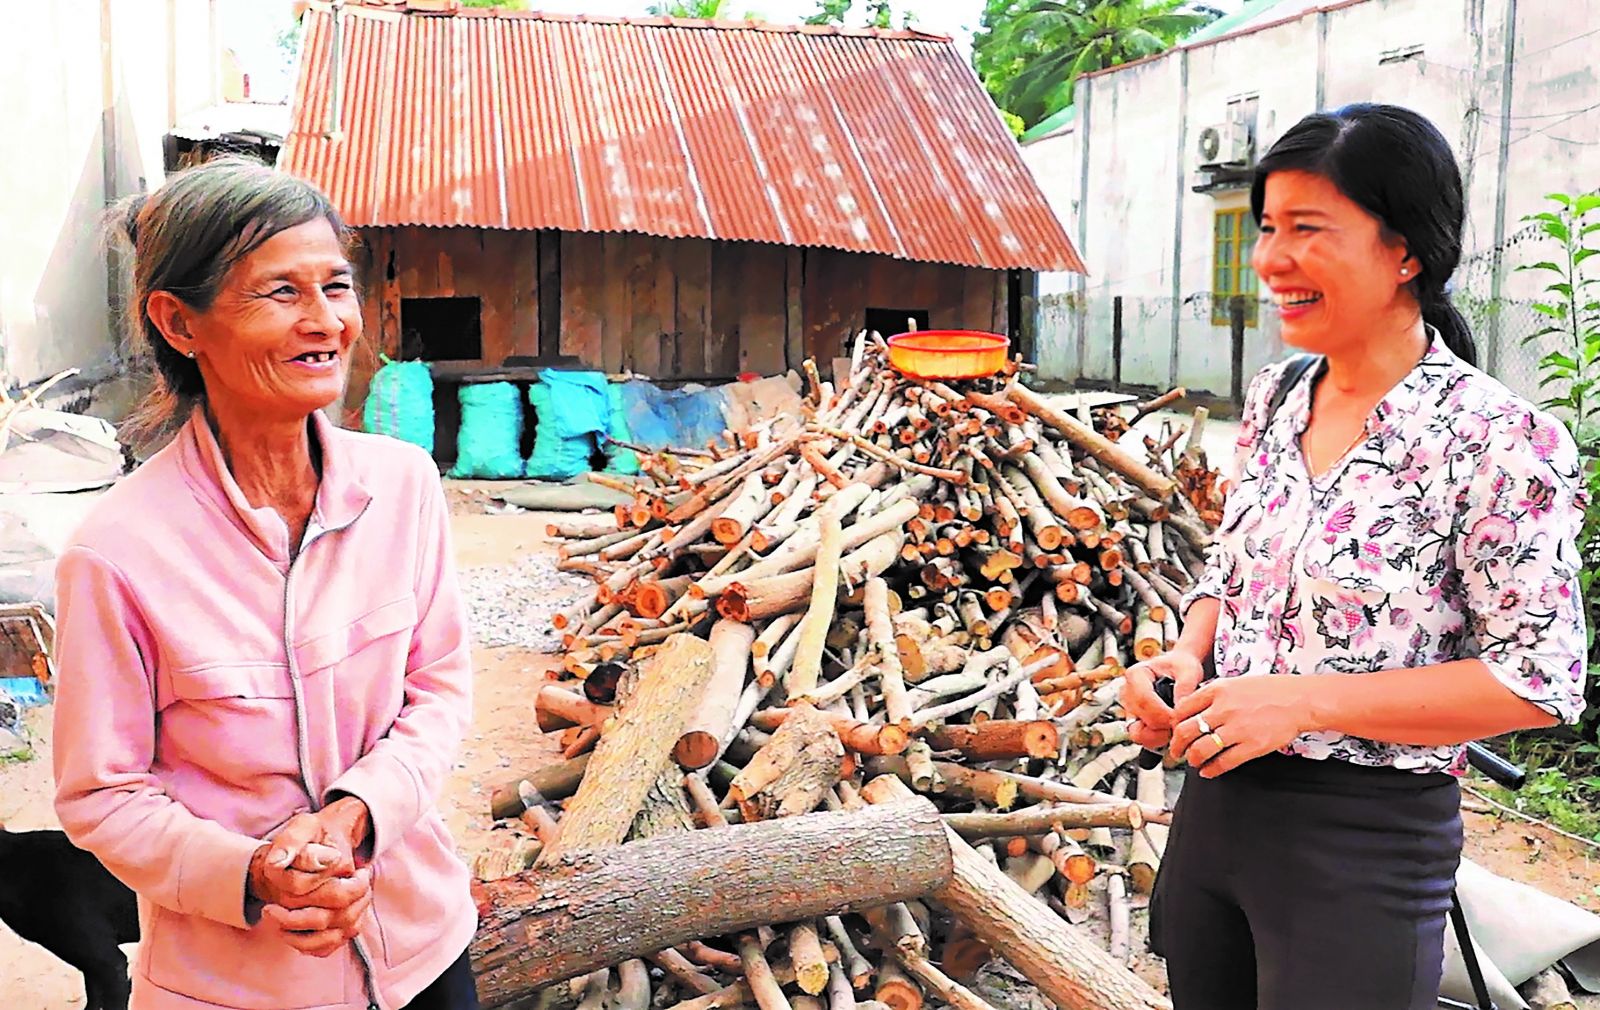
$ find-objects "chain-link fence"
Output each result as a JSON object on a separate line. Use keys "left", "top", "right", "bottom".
{"left": 1451, "top": 225, "right": 1565, "bottom": 406}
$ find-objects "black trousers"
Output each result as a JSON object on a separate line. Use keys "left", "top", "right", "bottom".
{"left": 1149, "top": 752, "right": 1463, "bottom": 1010}
{"left": 403, "top": 947, "right": 481, "bottom": 1010}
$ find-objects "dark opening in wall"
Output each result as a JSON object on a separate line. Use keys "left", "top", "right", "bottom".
{"left": 401, "top": 296, "right": 483, "bottom": 361}
{"left": 865, "top": 307, "right": 930, "bottom": 338}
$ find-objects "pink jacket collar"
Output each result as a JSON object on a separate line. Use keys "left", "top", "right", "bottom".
{"left": 175, "top": 407, "right": 373, "bottom": 564}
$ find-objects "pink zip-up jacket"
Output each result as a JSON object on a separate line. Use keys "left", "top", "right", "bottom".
{"left": 51, "top": 407, "right": 477, "bottom": 1010}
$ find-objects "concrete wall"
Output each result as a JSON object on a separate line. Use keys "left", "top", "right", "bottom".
{"left": 1023, "top": 0, "right": 1600, "bottom": 403}
{"left": 0, "top": 0, "right": 218, "bottom": 392}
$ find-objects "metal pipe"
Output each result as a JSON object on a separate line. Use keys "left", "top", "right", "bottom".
{"left": 327, "top": 0, "right": 345, "bottom": 139}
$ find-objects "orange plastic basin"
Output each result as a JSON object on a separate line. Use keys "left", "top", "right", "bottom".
{"left": 886, "top": 330, "right": 1010, "bottom": 380}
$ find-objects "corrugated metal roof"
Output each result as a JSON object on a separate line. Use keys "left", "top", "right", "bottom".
{"left": 278, "top": 2, "right": 1084, "bottom": 272}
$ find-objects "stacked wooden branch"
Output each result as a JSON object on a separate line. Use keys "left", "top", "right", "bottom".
{"left": 479, "top": 338, "right": 1223, "bottom": 1010}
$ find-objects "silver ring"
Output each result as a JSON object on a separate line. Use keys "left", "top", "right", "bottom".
{"left": 1195, "top": 714, "right": 1213, "bottom": 736}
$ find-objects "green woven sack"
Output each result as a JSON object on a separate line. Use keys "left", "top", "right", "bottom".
{"left": 447, "top": 382, "right": 524, "bottom": 479}
{"left": 525, "top": 382, "right": 596, "bottom": 480}
{"left": 361, "top": 357, "right": 434, "bottom": 453}
{"left": 604, "top": 381, "right": 640, "bottom": 475}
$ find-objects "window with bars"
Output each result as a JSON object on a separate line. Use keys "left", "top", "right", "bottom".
{"left": 1212, "top": 208, "right": 1260, "bottom": 327}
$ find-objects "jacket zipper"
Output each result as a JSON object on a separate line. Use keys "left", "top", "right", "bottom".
{"left": 285, "top": 519, "right": 384, "bottom": 1010}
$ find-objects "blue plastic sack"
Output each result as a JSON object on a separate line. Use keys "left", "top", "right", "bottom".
{"left": 526, "top": 382, "right": 597, "bottom": 480}
{"left": 615, "top": 380, "right": 730, "bottom": 450}
{"left": 537, "top": 369, "right": 611, "bottom": 440}
{"left": 361, "top": 357, "right": 435, "bottom": 453}
{"left": 447, "top": 382, "right": 525, "bottom": 479}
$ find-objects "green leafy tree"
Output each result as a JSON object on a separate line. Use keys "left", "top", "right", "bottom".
{"left": 461, "top": 0, "right": 531, "bottom": 8}
{"left": 647, "top": 0, "right": 765, "bottom": 17}
{"left": 805, "top": 0, "right": 853, "bottom": 24}
{"left": 1518, "top": 191, "right": 1600, "bottom": 740}
{"left": 974, "top": 0, "right": 1209, "bottom": 128}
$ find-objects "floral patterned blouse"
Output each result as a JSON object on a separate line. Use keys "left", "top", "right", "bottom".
{"left": 1182, "top": 336, "right": 1588, "bottom": 774}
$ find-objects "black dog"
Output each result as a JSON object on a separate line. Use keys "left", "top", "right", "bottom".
{"left": 0, "top": 824, "right": 139, "bottom": 1010}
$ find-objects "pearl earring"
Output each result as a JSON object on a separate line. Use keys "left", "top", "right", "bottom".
{"left": 187, "top": 350, "right": 196, "bottom": 359}
{"left": 1400, "top": 268, "right": 1410, "bottom": 277}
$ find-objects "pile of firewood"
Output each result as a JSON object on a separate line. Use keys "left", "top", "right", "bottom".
{"left": 474, "top": 336, "right": 1223, "bottom": 1010}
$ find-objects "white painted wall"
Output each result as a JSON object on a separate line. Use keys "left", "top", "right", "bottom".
{"left": 0, "top": 0, "right": 218, "bottom": 390}
{"left": 1024, "top": 0, "right": 1600, "bottom": 402}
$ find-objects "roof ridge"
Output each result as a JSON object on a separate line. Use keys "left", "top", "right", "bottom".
{"left": 322, "top": 1, "right": 953, "bottom": 42}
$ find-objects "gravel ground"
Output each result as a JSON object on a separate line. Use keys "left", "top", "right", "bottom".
{"left": 458, "top": 549, "right": 592, "bottom": 651}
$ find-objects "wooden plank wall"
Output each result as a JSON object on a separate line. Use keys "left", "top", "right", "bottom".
{"left": 559, "top": 234, "right": 1008, "bottom": 381}
{"left": 341, "top": 227, "right": 1012, "bottom": 427}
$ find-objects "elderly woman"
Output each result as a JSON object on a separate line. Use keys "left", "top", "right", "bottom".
{"left": 1123, "top": 104, "right": 1587, "bottom": 1009}
{"left": 51, "top": 157, "right": 479, "bottom": 1010}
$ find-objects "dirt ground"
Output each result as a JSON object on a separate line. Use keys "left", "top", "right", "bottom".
{"left": 3, "top": 488, "right": 1599, "bottom": 1007}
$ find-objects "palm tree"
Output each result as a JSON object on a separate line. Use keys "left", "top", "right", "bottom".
{"left": 980, "top": 0, "right": 1207, "bottom": 127}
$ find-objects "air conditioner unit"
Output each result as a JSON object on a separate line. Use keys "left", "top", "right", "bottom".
{"left": 1196, "top": 120, "right": 1253, "bottom": 170}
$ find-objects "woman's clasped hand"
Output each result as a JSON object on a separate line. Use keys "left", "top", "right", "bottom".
{"left": 247, "top": 800, "right": 373, "bottom": 958}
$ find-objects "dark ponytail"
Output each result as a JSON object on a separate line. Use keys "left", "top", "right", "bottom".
{"left": 1420, "top": 290, "right": 1477, "bottom": 368}
{"left": 1251, "top": 103, "right": 1477, "bottom": 368}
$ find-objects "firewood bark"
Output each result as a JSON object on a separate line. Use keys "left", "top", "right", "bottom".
{"left": 859, "top": 774, "right": 1172, "bottom": 1010}
{"left": 535, "top": 685, "right": 614, "bottom": 733}
{"left": 749, "top": 707, "right": 909, "bottom": 756}
{"left": 471, "top": 800, "right": 954, "bottom": 1007}
{"left": 729, "top": 702, "right": 845, "bottom": 820}
{"left": 716, "top": 530, "right": 906, "bottom": 623}
{"left": 1127, "top": 766, "right": 1168, "bottom": 895}
{"left": 790, "top": 499, "right": 846, "bottom": 695}
{"left": 862, "top": 577, "right": 913, "bottom": 729}
{"left": 675, "top": 619, "right": 755, "bottom": 770}
{"left": 1008, "top": 385, "right": 1177, "bottom": 501}
{"left": 489, "top": 753, "right": 593, "bottom": 821}
{"left": 922, "top": 720, "right": 1060, "bottom": 761}
{"left": 943, "top": 802, "right": 1144, "bottom": 838}
{"left": 864, "top": 756, "right": 1020, "bottom": 810}
{"left": 538, "top": 634, "right": 714, "bottom": 865}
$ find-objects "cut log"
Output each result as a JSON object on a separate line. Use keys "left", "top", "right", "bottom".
{"left": 489, "top": 753, "right": 593, "bottom": 821}
{"left": 865, "top": 756, "right": 1019, "bottom": 810}
{"left": 863, "top": 577, "right": 913, "bottom": 729}
{"left": 790, "top": 499, "right": 845, "bottom": 696}
{"left": 739, "top": 931, "right": 794, "bottom": 1010}
{"left": 922, "top": 720, "right": 1060, "bottom": 761}
{"left": 471, "top": 800, "right": 954, "bottom": 1007}
{"left": 675, "top": 619, "right": 755, "bottom": 770}
{"left": 943, "top": 802, "right": 1144, "bottom": 839}
{"left": 535, "top": 685, "right": 614, "bottom": 733}
{"left": 1127, "top": 766, "right": 1168, "bottom": 895}
{"left": 730, "top": 703, "right": 845, "bottom": 821}
{"left": 716, "top": 530, "right": 906, "bottom": 624}
{"left": 538, "top": 634, "right": 714, "bottom": 865}
{"left": 750, "top": 707, "right": 909, "bottom": 756}
{"left": 790, "top": 922, "right": 831, "bottom": 995}
{"left": 859, "top": 774, "right": 1172, "bottom": 1010}
{"left": 1008, "top": 385, "right": 1177, "bottom": 501}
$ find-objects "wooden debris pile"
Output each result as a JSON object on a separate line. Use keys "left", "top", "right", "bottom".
{"left": 477, "top": 336, "right": 1224, "bottom": 1010}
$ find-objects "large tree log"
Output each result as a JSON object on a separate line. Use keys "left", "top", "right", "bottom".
{"left": 538, "top": 634, "right": 714, "bottom": 865}
{"left": 675, "top": 619, "right": 755, "bottom": 770}
{"left": 470, "top": 800, "right": 955, "bottom": 1007}
{"left": 859, "top": 775, "right": 1172, "bottom": 1010}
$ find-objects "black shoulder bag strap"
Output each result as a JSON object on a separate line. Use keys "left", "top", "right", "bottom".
{"left": 1261, "top": 353, "right": 1321, "bottom": 428}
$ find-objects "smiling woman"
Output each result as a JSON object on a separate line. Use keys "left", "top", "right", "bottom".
{"left": 50, "top": 157, "right": 481, "bottom": 1010}
{"left": 1120, "top": 105, "right": 1586, "bottom": 1010}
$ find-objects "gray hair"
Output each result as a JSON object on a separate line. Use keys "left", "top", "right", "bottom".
{"left": 109, "top": 156, "right": 351, "bottom": 444}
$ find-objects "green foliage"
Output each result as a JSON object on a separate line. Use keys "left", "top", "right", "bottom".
{"left": 646, "top": 0, "right": 765, "bottom": 18}
{"left": 1000, "top": 109, "right": 1026, "bottom": 138}
{"left": 1476, "top": 736, "right": 1600, "bottom": 842}
{"left": 805, "top": 0, "right": 853, "bottom": 24}
{"left": 461, "top": 0, "right": 531, "bottom": 8}
{"left": 1518, "top": 190, "right": 1600, "bottom": 742}
{"left": 972, "top": 0, "right": 1212, "bottom": 128}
